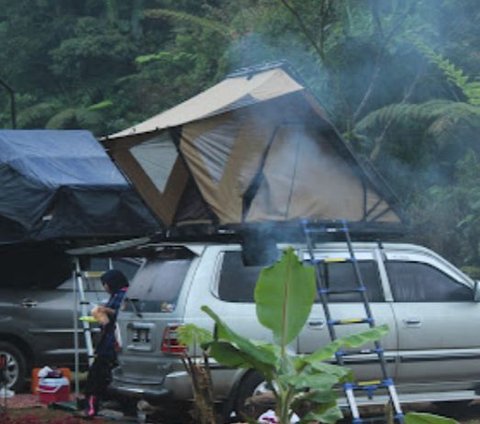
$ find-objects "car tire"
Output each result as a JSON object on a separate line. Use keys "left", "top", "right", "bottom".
{"left": 0, "top": 341, "right": 27, "bottom": 392}
{"left": 234, "top": 372, "right": 274, "bottom": 421}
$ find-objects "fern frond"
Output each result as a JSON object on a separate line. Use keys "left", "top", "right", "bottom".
{"left": 355, "top": 99, "right": 480, "bottom": 135}
{"left": 17, "top": 101, "right": 60, "bottom": 128}
{"left": 144, "top": 9, "right": 232, "bottom": 39}
{"left": 88, "top": 100, "right": 113, "bottom": 111}
{"left": 413, "top": 40, "right": 480, "bottom": 106}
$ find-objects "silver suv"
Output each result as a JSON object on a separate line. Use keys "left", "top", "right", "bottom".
{"left": 0, "top": 245, "right": 140, "bottom": 392}
{"left": 110, "top": 240, "right": 480, "bottom": 412}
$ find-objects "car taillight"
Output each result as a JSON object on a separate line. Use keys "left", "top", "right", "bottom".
{"left": 161, "top": 324, "right": 187, "bottom": 355}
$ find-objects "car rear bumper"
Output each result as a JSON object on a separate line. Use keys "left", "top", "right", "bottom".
{"left": 109, "top": 368, "right": 193, "bottom": 401}
{"left": 109, "top": 381, "right": 170, "bottom": 399}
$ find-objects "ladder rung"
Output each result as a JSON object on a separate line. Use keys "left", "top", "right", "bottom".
{"left": 356, "top": 380, "right": 382, "bottom": 387}
{"left": 303, "top": 219, "right": 403, "bottom": 420}
{"left": 83, "top": 271, "right": 103, "bottom": 278}
{"left": 304, "top": 226, "right": 346, "bottom": 234}
{"left": 329, "top": 318, "right": 373, "bottom": 325}
{"left": 309, "top": 257, "right": 359, "bottom": 265}
{"left": 323, "top": 257, "right": 348, "bottom": 263}
{"left": 319, "top": 287, "right": 366, "bottom": 295}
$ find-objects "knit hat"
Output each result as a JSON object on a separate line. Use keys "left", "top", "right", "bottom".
{"left": 100, "top": 269, "right": 129, "bottom": 292}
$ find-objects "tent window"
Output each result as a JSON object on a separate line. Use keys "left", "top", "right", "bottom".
{"left": 193, "top": 119, "right": 238, "bottom": 184}
{"left": 386, "top": 261, "right": 472, "bottom": 302}
{"left": 130, "top": 133, "right": 178, "bottom": 193}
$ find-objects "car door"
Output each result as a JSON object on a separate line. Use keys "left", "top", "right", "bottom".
{"left": 384, "top": 249, "right": 480, "bottom": 391}
{"left": 297, "top": 246, "right": 398, "bottom": 382}
{"left": 4, "top": 257, "right": 139, "bottom": 365}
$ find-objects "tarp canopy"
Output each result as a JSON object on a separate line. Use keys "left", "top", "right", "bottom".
{"left": 0, "top": 130, "right": 159, "bottom": 244}
{"left": 104, "top": 63, "right": 404, "bottom": 233}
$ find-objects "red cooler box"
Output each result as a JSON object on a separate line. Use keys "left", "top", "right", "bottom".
{"left": 38, "top": 377, "right": 70, "bottom": 404}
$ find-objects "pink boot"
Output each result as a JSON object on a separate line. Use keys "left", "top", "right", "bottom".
{"left": 87, "top": 395, "right": 98, "bottom": 417}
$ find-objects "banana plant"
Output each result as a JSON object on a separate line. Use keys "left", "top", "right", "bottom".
{"left": 201, "top": 247, "right": 389, "bottom": 424}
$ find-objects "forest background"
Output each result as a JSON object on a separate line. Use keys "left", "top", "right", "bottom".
{"left": 1, "top": 0, "right": 480, "bottom": 275}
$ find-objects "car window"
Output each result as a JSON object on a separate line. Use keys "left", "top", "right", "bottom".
{"left": 123, "top": 257, "right": 192, "bottom": 312}
{"left": 59, "top": 257, "right": 143, "bottom": 292}
{"left": 218, "top": 251, "right": 264, "bottom": 302}
{"left": 0, "top": 245, "right": 71, "bottom": 289}
{"left": 58, "top": 275, "right": 106, "bottom": 292}
{"left": 88, "top": 257, "right": 142, "bottom": 281}
{"left": 322, "top": 260, "right": 383, "bottom": 302}
{"left": 218, "top": 252, "right": 383, "bottom": 303}
{"left": 386, "top": 261, "right": 473, "bottom": 302}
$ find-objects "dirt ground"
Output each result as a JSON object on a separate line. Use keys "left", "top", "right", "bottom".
{"left": 2, "top": 394, "right": 480, "bottom": 423}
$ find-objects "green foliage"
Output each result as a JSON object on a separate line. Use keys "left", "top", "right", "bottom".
{"left": 354, "top": 99, "right": 480, "bottom": 200}
{"left": 176, "top": 324, "right": 217, "bottom": 424}
{"left": 50, "top": 17, "right": 138, "bottom": 82}
{"left": 2, "top": 0, "right": 480, "bottom": 273}
{"left": 178, "top": 324, "right": 213, "bottom": 348}
{"left": 414, "top": 41, "right": 480, "bottom": 105}
{"left": 144, "top": 8, "right": 232, "bottom": 39}
{"left": 17, "top": 102, "right": 60, "bottom": 129}
{"left": 88, "top": 100, "right": 113, "bottom": 112}
{"left": 255, "top": 248, "right": 316, "bottom": 347}
{"left": 45, "top": 108, "right": 78, "bottom": 129}
{"left": 202, "top": 248, "right": 389, "bottom": 424}
{"left": 45, "top": 107, "right": 105, "bottom": 133}
{"left": 405, "top": 412, "right": 457, "bottom": 424}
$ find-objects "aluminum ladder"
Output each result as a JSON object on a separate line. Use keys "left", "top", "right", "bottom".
{"left": 72, "top": 258, "right": 110, "bottom": 399}
{"left": 301, "top": 219, "right": 404, "bottom": 424}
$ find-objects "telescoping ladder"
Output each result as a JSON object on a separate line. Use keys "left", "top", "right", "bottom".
{"left": 73, "top": 258, "right": 96, "bottom": 367}
{"left": 72, "top": 258, "right": 112, "bottom": 398}
{"left": 301, "top": 219, "right": 403, "bottom": 424}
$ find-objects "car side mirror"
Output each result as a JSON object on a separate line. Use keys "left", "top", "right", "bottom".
{"left": 474, "top": 281, "right": 480, "bottom": 302}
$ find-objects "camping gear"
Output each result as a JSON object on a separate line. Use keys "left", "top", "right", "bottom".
{"left": 104, "top": 62, "right": 404, "bottom": 234}
{"left": 31, "top": 367, "right": 72, "bottom": 394}
{"left": 38, "top": 376, "right": 70, "bottom": 404}
{"left": 0, "top": 129, "right": 159, "bottom": 244}
{"left": 302, "top": 220, "right": 403, "bottom": 422}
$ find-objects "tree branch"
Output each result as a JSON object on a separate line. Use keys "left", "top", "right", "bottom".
{"left": 278, "top": 0, "right": 326, "bottom": 61}
{"left": 352, "top": 2, "right": 411, "bottom": 123}
{"left": 370, "top": 64, "right": 424, "bottom": 161}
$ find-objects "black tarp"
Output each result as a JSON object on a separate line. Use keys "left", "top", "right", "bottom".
{"left": 0, "top": 130, "right": 159, "bottom": 244}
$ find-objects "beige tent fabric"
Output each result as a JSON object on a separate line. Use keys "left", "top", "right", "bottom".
{"left": 180, "top": 107, "right": 275, "bottom": 223}
{"left": 109, "top": 68, "right": 304, "bottom": 139}
{"left": 247, "top": 126, "right": 397, "bottom": 223}
{"left": 106, "top": 66, "right": 402, "bottom": 227}
{"left": 178, "top": 96, "right": 399, "bottom": 224}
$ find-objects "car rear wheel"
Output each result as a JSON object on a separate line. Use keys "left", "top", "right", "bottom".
{"left": 0, "top": 341, "right": 27, "bottom": 392}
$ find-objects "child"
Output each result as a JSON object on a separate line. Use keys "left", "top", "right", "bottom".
{"left": 82, "top": 269, "right": 129, "bottom": 417}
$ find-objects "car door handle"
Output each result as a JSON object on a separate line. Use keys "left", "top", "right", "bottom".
{"left": 403, "top": 318, "right": 421, "bottom": 327}
{"left": 308, "top": 319, "right": 325, "bottom": 329}
{"left": 21, "top": 299, "right": 38, "bottom": 308}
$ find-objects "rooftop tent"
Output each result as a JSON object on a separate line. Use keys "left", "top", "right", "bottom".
{"left": 0, "top": 130, "right": 159, "bottom": 244}
{"left": 104, "top": 64, "right": 404, "bottom": 233}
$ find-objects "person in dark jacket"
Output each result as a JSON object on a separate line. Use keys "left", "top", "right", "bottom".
{"left": 83, "top": 269, "right": 129, "bottom": 417}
